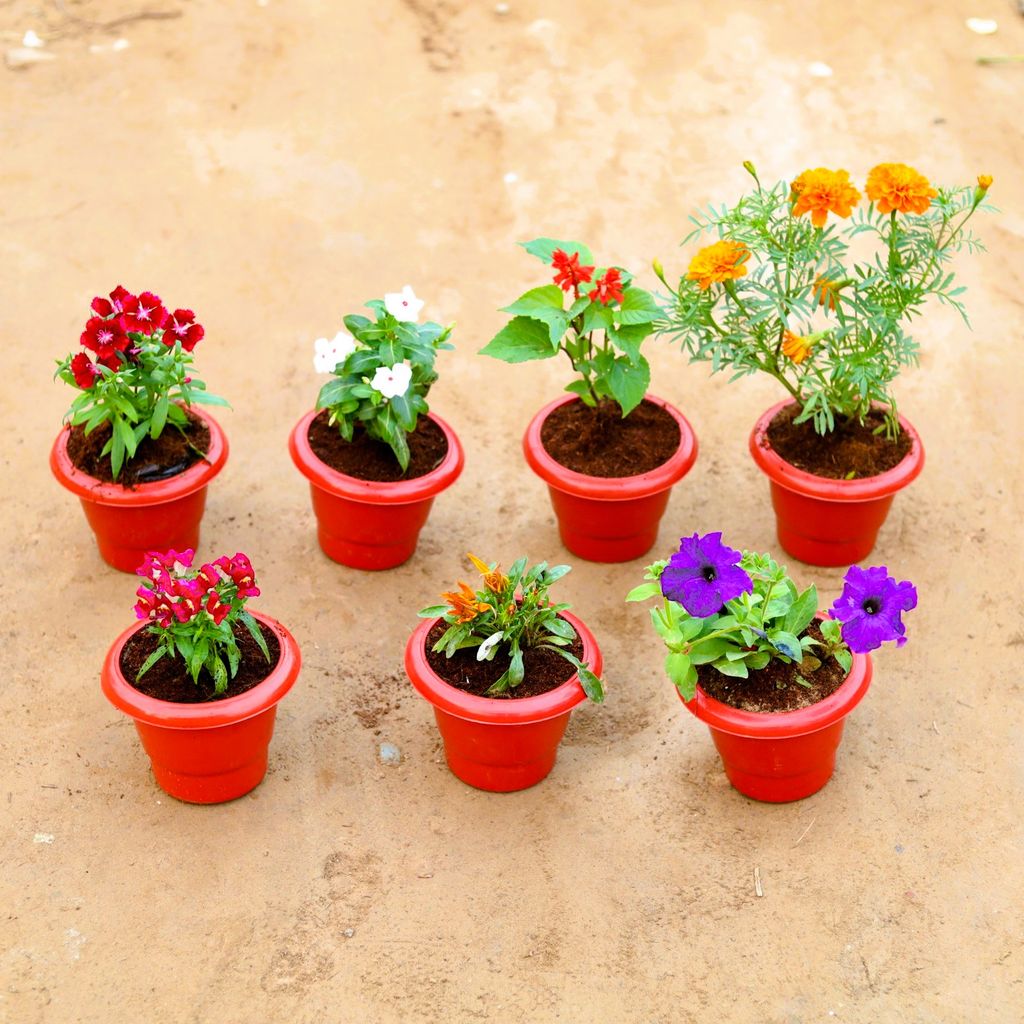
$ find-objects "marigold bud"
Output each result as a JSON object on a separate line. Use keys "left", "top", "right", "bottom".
{"left": 977, "top": 174, "right": 993, "bottom": 191}
{"left": 742, "top": 160, "right": 758, "bottom": 179}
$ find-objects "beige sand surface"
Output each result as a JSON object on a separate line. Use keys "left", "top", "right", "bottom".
{"left": 2, "top": 1, "right": 1023, "bottom": 1021}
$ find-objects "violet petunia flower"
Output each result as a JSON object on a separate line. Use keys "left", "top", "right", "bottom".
{"left": 660, "top": 532, "right": 753, "bottom": 617}
{"left": 829, "top": 565, "right": 917, "bottom": 653}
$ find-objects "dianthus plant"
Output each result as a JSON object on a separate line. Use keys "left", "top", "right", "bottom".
{"left": 627, "top": 532, "right": 916, "bottom": 700}
{"left": 133, "top": 549, "right": 269, "bottom": 695}
{"left": 313, "top": 286, "right": 453, "bottom": 471}
{"left": 55, "top": 286, "right": 227, "bottom": 480}
{"left": 418, "top": 554, "right": 604, "bottom": 702}
{"left": 656, "top": 163, "right": 993, "bottom": 436}
{"left": 480, "top": 238, "right": 662, "bottom": 416}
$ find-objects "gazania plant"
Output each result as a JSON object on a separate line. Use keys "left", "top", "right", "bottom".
{"left": 55, "top": 286, "right": 226, "bottom": 479}
{"left": 419, "top": 554, "right": 604, "bottom": 701}
{"left": 627, "top": 531, "right": 917, "bottom": 700}
{"left": 656, "top": 162, "right": 993, "bottom": 436}
{"left": 480, "top": 238, "right": 662, "bottom": 416}
{"left": 133, "top": 548, "right": 269, "bottom": 694}
{"left": 313, "top": 286, "right": 453, "bottom": 471}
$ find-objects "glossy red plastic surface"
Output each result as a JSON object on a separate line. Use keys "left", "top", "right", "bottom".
{"left": 749, "top": 401, "right": 924, "bottom": 566}
{"left": 50, "top": 407, "right": 229, "bottom": 573}
{"left": 288, "top": 410, "right": 464, "bottom": 571}
{"left": 682, "top": 642, "right": 873, "bottom": 802}
{"left": 405, "top": 611, "right": 603, "bottom": 792}
{"left": 522, "top": 394, "right": 698, "bottom": 563}
{"left": 101, "top": 612, "right": 301, "bottom": 804}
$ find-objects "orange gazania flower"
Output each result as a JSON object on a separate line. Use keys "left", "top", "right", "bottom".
{"left": 468, "top": 553, "right": 509, "bottom": 594}
{"left": 813, "top": 275, "right": 840, "bottom": 311}
{"left": 790, "top": 168, "right": 861, "bottom": 228}
{"left": 441, "top": 581, "right": 491, "bottom": 624}
{"left": 865, "top": 163, "right": 937, "bottom": 215}
{"left": 686, "top": 240, "right": 751, "bottom": 291}
{"left": 781, "top": 330, "right": 813, "bottom": 365}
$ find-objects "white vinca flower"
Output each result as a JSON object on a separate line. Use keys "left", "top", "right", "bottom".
{"left": 370, "top": 361, "right": 413, "bottom": 399}
{"left": 384, "top": 285, "right": 425, "bottom": 323}
{"left": 313, "top": 331, "right": 357, "bottom": 374}
{"left": 476, "top": 632, "right": 504, "bottom": 662}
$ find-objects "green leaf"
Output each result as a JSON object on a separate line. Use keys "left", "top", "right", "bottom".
{"left": 518, "top": 237, "right": 593, "bottom": 266}
{"left": 665, "top": 651, "right": 698, "bottom": 700}
{"left": 785, "top": 585, "right": 818, "bottom": 637}
{"left": 689, "top": 639, "right": 735, "bottom": 665}
{"left": 508, "top": 645, "right": 525, "bottom": 686}
{"left": 479, "top": 317, "right": 557, "bottom": 363}
{"left": 238, "top": 611, "right": 271, "bottom": 663}
{"left": 135, "top": 647, "right": 167, "bottom": 680}
{"left": 544, "top": 616, "right": 575, "bottom": 640}
{"left": 834, "top": 647, "right": 853, "bottom": 674}
{"left": 316, "top": 378, "right": 349, "bottom": 409}
{"left": 607, "top": 323, "right": 653, "bottom": 362}
{"left": 151, "top": 394, "right": 169, "bottom": 438}
{"left": 607, "top": 356, "right": 650, "bottom": 416}
{"left": 576, "top": 665, "right": 604, "bottom": 703}
{"left": 617, "top": 287, "right": 662, "bottom": 325}
{"left": 418, "top": 605, "right": 449, "bottom": 618}
{"left": 710, "top": 658, "right": 749, "bottom": 679}
{"left": 769, "top": 630, "right": 803, "bottom": 662}
{"left": 626, "top": 581, "right": 660, "bottom": 602}
{"left": 580, "top": 302, "right": 613, "bottom": 335}
{"left": 501, "top": 285, "right": 569, "bottom": 346}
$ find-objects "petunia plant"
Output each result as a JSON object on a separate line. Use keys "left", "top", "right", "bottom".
{"left": 480, "top": 238, "right": 662, "bottom": 416}
{"left": 133, "top": 549, "right": 269, "bottom": 695}
{"left": 55, "top": 286, "right": 227, "bottom": 479}
{"left": 418, "top": 553, "right": 604, "bottom": 701}
{"left": 627, "top": 531, "right": 916, "bottom": 700}
{"left": 656, "top": 162, "right": 994, "bottom": 436}
{"left": 313, "top": 286, "right": 453, "bottom": 471}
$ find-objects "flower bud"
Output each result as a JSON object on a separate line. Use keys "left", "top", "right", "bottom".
{"left": 742, "top": 160, "right": 758, "bottom": 180}
{"left": 977, "top": 174, "right": 993, "bottom": 191}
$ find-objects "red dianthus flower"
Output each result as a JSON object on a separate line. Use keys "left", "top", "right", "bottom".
{"left": 163, "top": 308, "right": 204, "bottom": 351}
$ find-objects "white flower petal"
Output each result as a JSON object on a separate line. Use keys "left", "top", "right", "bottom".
{"left": 384, "top": 284, "right": 425, "bottom": 323}
{"left": 476, "top": 632, "right": 504, "bottom": 661}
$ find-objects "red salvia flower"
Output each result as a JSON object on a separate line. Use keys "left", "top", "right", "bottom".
{"left": 163, "top": 308, "right": 205, "bottom": 351}
{"left": 70, "top": 352, "right": 100, "bottom": 389}
{"left": 589, "top": 267, "right": 625, "bottom": 305}
{"left": 80, "top": 314, "right": 131, "bottom": 369}
{"left": 551, "top": 248, "right": 595, "bottom": 293}
{"left": 124, "top": 291, "right": 169, "bottom": 335}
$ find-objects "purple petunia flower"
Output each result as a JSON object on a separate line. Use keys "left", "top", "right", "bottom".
{"left": 829, "top": 565, "right": 918, "bottom": 653}
{"left": 660, "top": 532, "right": 753, "bottom": 617}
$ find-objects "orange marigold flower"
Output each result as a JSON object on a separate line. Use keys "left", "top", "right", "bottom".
{"left": 441, "top": 581, "right": 491, "bottom": 624}
{"left": 781, "top": 330, "right": 813, "bottom": 365}
{"left": 790, "top": 168, "right": 861, "bottom": 228}
{"left": 686, "top": 240, "right": 751, "bottom": 291}
{"left": 467, "top": 553, "right": 509, "bottom": 594}
{"left": 813, "top": 275, "right": 840, "bottom": 311}
{"left": 865, "top": 163, "right": 937, "bottom": 215}
{"left": 977, "top": 174, "right": 993, "bottom": 191}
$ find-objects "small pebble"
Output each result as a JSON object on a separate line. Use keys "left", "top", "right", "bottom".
{"left": 22, "top": 30, "right": 44, "bottom": 48}
{"left": 807, "top": 61, "right": 834, "bottom": 78}
{"left": 965, "top": 17, "right": 998, "bottom": 35}
{"left": 342, "top": 928, "right": 355, "bottom": 938}
{"left": 379, "top": 742, "right": 401, "bottom": 765}
{"left": 33, "top": 833, "right": 55, "bottom": 844}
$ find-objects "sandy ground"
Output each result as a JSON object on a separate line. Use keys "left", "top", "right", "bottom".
{"left": 2, "top": 1, "right": 1023, "bottom": 1021}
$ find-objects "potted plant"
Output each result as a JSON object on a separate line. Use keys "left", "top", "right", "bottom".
{"left": 657, "top": 163, "right": 993, "bottom": 564}
{"left": 406, "top": 554, "right": 604, "bottom": 792}
{"left": 628, "top": 531, "right": 916, "bottom": 802}
{"left": 289, "top": 286, "right": 464, "bottom": 570}
{"left": 51, "top": 286, "right": 229, "bottom": 572}
{"left": 481, "top": 239, "right": 698, "bottom": 563}
{"left": 101, "top": 548, "right": 301, "bottom": 804}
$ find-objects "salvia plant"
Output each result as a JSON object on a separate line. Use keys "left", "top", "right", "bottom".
{"left": 55, "top": 286, "right": 227, "bottom": 479}
{"left": 627, "top": 532, "right": 917, "bottom": 700}
{"left": 480, "top": 238, "right": 662, "bottom": 416}
{"left": 419, "top": 554, "right": 604, "bottom": 701}
{"left": 133, "top": 549, "right": 269, "bottom": 695}
{"left": 656, "top": 163, "right": 994, "bottom": 436}
{"left": 313, "top": 286, "right": 453, "bottom": 471}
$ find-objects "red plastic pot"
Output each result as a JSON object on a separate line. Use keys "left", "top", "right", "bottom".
{"left": 405, "top": 611, "right": 602, "bottom": 792}
{"left": 289, "top": 410, "right": 464, "bottom": 571}
{"left": 681, "top": 646, "right": 873, "bottom": 803}
{"left": 523, "top": 394, "right": 698, "bottom": 563}
{"left": 50, "top": 407, "right": 229, "bottom": 573}
{"left": 101, "top": 611, "right": 301, "bottom": 804}
{"left": 749, "top": 400, "right": 924, "bottom": 566}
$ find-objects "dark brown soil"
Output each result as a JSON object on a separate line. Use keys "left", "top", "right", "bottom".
{"left": 765, "top": 404, "right": 912, "bottom": 479}
{"left": 424, "top": 619, "right": 584, "bottom": 699}
{"left": 67, "top": 409, "right": 211, "bottom": 486}
{"left": 308, "top": 409, "right": 448, "bottom": 482}
{"left": 121, "top": 621, "right": 280, "bottom": 704}
{"left": 696, "top": 620, "right": 848, "bottom": 713}
{"left": 540, "top": 398, "right": 681, "bottom": 477}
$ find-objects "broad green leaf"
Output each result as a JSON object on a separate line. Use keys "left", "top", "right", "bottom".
{"left": 626, "top": 581, "right": 660, "bottom": 602}
{"left": 710, "top": 658, "right": 749, "bottom": 679}
{"left": 785, "top": 584, "right": 819, "bottom": 637}
{"left": 769, "top": 630, "right": 803, "bottom": 662}
{"left": 501, "top": 285, "right": 569, "bottom": 348}
{"left": 690, "top": 639, "right": 735, "bottom": 665}
{"left": 607, "top": 323, "right": 653, "bottom": 362}
{"left": 581, "top": 302, "right": 614, "bottom": 336}
{"left": 479, "top": 317, "right": 557, "bottom": 363}
{"left": 608, "top": 356, "right": 650, "bottom": 416}
{"left": 577, "top": 665, "right": 604, "bottom": 703}
{"left": 834, "top": 648, "right": 853, "bottom": 674}
{"left": 518, "top": 237, "right": 594, "bottom": 266}
{"left": 617, "top": 287, "right": 662, "bottom": 325}
{"left": 665, "top": 652, "right": 698, "bottom": 699}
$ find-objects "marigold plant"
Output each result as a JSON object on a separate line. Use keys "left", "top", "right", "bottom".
{"left": 657, "top": 163, "right": 993, "bottom": 435}
{"left": 480, "top": 238, "right": 662, "bottom": 416}
{"left": 419, "top": 554, "right": 604, "bottom": 701}
{"left": 313, "top": 286, "right": 453, "bottom": 471}
{"left": 55, "top": 286, "right": 226, "bottom": 479}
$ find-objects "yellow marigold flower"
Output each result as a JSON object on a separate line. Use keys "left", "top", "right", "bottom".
{"left": 781, "top": 330, "right": 813, "bottom": 365}
{"left": 977, "top": 174, "right": 993, "bottom": 191}
{"left": 441, "top": 581, "right": 491, "bottom": 624}
{"left": 790, "top": 168, "right": 861, "bottom": 228}
{"left": 686, "top": 240, "right": 751, "bottom": 291}
{"left": 813, "top": 275, "right": 840, "bottom": 311}
{"left": 865, "top": 163, "right": 937, "bottom": 215}
{"left": 467, "top": 553, "right": 509, "bottom": 594}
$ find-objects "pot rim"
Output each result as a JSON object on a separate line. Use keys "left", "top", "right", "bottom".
{"left": 522, "top": 393, "right": 698, "bottom": 500}
{"left": 749, "top": 399, "right": 924, "bottom": 502}
{"left": 289, "top": 408, "right": 464, "bottom": 505}
{"left": 683, "top": 628, "right": 873, "bottom": 739}
{"left": 405, "top": 609, "right": 603, "bottom": 725}
{"left": 101, "top": 611, "right": 301, "bottom": 729}
{"left": 50, "top": 405, "right": 229, "bottom": 507}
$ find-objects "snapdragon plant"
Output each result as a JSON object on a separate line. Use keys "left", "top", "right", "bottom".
{"left": 313, "top": 286, "right": 453, "bottom": 471}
